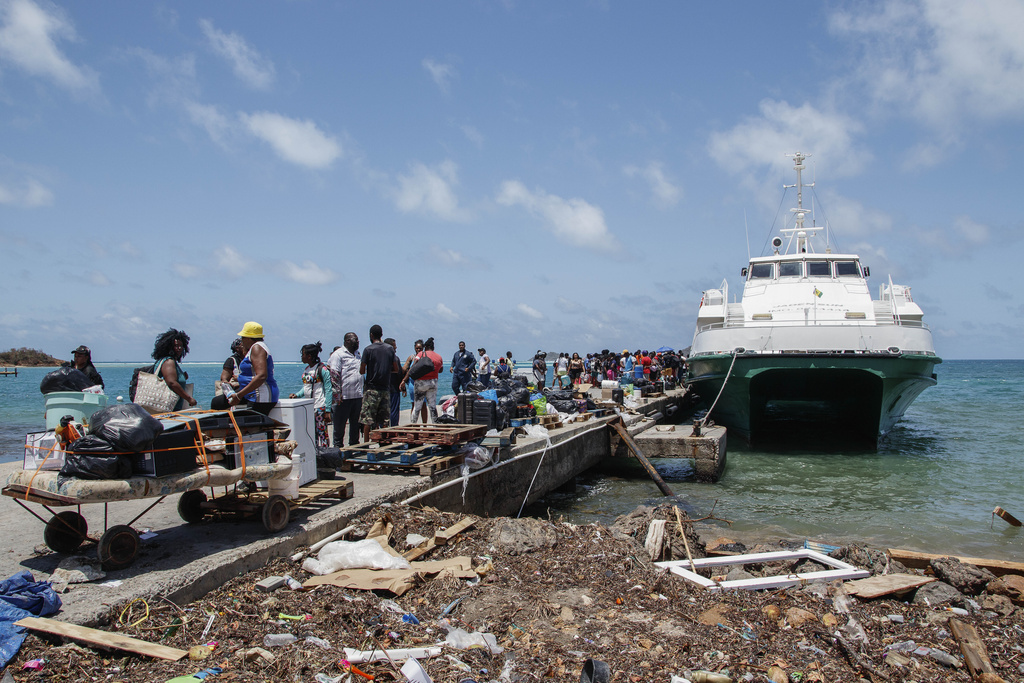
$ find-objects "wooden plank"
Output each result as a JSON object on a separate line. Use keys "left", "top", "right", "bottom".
{"left": 16, "top": 617, "right": 187, "bottom": 661}
{"left": 403, "top": 517, "right": 476, "bottom": 561}
{"left": 843, "top": 573, "right": 935, "bottom": 599}
{"left": 888, "top": 548, "right": 1024, "bottom": 577}
{"left": 2, "top": 485, "right": 79, "bottom": 507}
{"left": 949, "top": 618, "right": 997, "bottom": 680}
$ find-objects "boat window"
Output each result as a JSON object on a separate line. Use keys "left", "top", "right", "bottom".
{"left": 749, "top": 263, "right": 774, "bottom": 279}
{"left": 835, "top": 260, "right": 861, "bottom": 277}
{"left": 779, "top": 261, "right": 802, "bottom": 278}
{"left": 807, "top": 261, "right": 830, "bottom": 277}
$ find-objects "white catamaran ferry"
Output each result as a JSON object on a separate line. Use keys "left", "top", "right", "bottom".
{"left": 685, "top": 153, "right": 941, "bottom": 442}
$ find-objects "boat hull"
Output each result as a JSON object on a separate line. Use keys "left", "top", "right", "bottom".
{"left": 685, "top": 352, "right": 940, "bottom": 443}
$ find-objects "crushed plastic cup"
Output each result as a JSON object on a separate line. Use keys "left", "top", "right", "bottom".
{"left": 263, "top": 633, "right": 297, "bottom": 647}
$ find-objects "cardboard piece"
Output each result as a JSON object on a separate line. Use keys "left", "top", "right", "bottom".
{"left": 302, "top": 556, "right": 476, "bottom": 596}
{"left": 843, "top": 573, "right": 935, "bottom": 599}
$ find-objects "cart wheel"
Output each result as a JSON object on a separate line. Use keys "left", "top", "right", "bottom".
{"left": 43, "top": 511, "right": 88, "bottom": 553}
{"left": 97, "top": 525, "right": 139, "bottom": 571}
{"left": 178, "top": 489, "right": 208, "bottom": 524}
{"left": 261, "top": 495, "right": 291, "bottom": 533}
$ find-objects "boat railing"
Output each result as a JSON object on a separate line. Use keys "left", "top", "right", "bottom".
{"left": 695, "top": 318, "right": 931, "bottom": 334}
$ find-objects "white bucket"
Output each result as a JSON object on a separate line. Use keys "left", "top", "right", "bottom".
{"left": 601, "top": 380, "right": 620, "bottom": 389}
{"left": 269, "top": 455, "right": 301, "bottom": 499}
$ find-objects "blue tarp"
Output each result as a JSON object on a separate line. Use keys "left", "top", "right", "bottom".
{"left": 655, "top": 346, "right": 674, "bottom": 353}
{"left": 0, "top": 570, "right": 62, "bottom": 669}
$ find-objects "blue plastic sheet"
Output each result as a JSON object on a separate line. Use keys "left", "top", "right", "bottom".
{"left": 0, "top": 570, "right": 62, "bottom": 616}
{"left": 0, "top": 571, "right": 62, "bottom": 668}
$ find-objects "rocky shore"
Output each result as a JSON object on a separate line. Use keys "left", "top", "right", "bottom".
{"left": 6, "top": 504, "right": 1022, "bottom": 682}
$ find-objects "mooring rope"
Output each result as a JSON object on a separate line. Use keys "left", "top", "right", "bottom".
{"left": 700, "top": 349, "right": 740, "bottom": 428}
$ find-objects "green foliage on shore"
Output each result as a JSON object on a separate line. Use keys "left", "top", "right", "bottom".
{"left": 0, "top": 347, "right": 62, "bottom": 366}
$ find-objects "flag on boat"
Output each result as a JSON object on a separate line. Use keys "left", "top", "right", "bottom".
{"left": 813, "top": 287, "right": 823, "bottom": 298}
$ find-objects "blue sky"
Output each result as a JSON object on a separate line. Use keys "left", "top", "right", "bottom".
{"left": 0, "top": 0, "right": 1021, "bottom": 363}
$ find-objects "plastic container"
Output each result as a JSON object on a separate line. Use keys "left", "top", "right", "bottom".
{"left": 263, "top": 633, "right": 297, "bottom": 647}
{"left": 601, "top": 380, "right": 620, "bottom": 389}
{"left": 44, "top": 392, "right": 109, "bottom": 430}
{"left": 269, "top": 455, "right": 301, "bottom": 499}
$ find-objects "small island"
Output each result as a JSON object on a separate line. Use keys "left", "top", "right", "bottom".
{"left": 0, "top": 347, "right": 63, "bottom": 367}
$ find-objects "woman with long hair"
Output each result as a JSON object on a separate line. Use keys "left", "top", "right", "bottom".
{"left": 151, "top": 328, "right": 197, "bottom": 410}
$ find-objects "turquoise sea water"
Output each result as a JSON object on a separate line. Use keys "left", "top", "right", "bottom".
{"left": 3, "top": 360, "right": 1021, "bottom": 560}
{"left": 530, "top": 360, "right": 1024, "bottom": 561}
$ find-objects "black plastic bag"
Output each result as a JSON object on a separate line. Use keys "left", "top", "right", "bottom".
{"left": 545, "top": 389, "right": 574, "bottom": 401}
{"left": 316, "top": 446, "right": 345, "bottom": 469}
{"left": 491, "top": 378, "right": 512, "bottom": 397}
{"left": 512, "top": 387, "right": 531, "bottom": 405}
{"left": 39, "top": 367, "right": 93, "bottom": 394}
{"left": 549, "top": 398, "right": 579, "bottom": 414}
{"left": 89, "top": 403, "right": 164, "bottom": 453}
{"left": 465, "top": 380, "right": 486, "bottom": 392}
{"left": 60, "top": 439, "right": 132, "bottom": 480}
{"left": 66, "top": 434, "right": 113, "bottom": 453}
{"left": 436, "top": 414, "right": 458, "bottom": 424}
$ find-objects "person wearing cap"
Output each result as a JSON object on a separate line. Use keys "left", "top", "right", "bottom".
{"left": 225, "top": 322, "right": 279, "bottom": 415}
{"left": 477, "top": 348, "right": 491, "bottom": 388}
{"left": 64, "top": 345, "right": 104, "bottom": 388}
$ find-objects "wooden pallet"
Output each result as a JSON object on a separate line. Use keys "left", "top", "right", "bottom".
{"left": 339, "top": 442, "right": 441, "bottom": 464}
{"left": 537, "top": 414, "right": 560, "bottom": 426}
{"left": 369, "top": 424, "right": 488, "bottom": 446}
{"left": 228, "top": 478, "right": 354, "bottom": 508}
{"left": 341, "top": 449, "right": 466, "bottom": 476}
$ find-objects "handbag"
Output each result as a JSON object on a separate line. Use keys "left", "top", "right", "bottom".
{"left": 134, "top": 370, "right": 192, "bottom": 414}
{"left": 408, "top": 354, "right": 435, "bottom": 380}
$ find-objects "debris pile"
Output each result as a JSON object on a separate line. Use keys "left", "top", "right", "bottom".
{"left": 6, "top": 504, "right": 1023, "bottom": 682}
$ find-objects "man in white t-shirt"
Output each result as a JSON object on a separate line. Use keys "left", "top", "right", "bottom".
{"left": 477, "top": 348, "right": 491, "bottom": 387}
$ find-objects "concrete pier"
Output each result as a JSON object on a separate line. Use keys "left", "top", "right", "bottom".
{"left": 633, "top": 424, "right": 727, "bottom": 482}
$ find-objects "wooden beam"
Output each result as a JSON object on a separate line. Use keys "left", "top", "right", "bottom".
{"left": 888, "top": 548, "right": 1024, "bottom": 577}
{"left": 949, "top": 618, "right": 1003, "bottom": 682}
{"left": 404, "top": 517, "right": 476, "bottom": 561}
{"left": 610, "top": 421, "right": 674, "bottom": 497}
{"left": 993, "top": 506, "right": 1021, "bottom": 527}
{"left": 15, "top": 617, "right": 187, "bottom": 661}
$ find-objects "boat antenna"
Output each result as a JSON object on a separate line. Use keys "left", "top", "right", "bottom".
{"left": 782, "top": 152, "right": 816, "bottom": 253}
{"left": 744, "top": 207, "right": 751, "bottom": 260}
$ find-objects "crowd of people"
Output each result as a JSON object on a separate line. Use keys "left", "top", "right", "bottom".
{"left": 530, "top": 349, "right": 685, "bottom": 389}
{"left": 108, "top": 326, "right": 686, "bottom": 453}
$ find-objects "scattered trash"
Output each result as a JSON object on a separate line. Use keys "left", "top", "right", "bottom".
{"left": 22, "top": 658, "right": 44, "bottom": 670}
{"left": 302, "top": 539, "right": 412, "bottom": 575}
{"left": 164, "top": 667, "right": 222, "bottom": 682}
{"left": 400, "top": 657, "right": 433, "bottom": 683}
{"left": 580, "top": 658, "right": 610, "bottom": 683}
{"left": 305, "top": 635, "right": 332, "bottom": 650}
{"left": 263, "top": 633, "right": 297, "bottom": 647}
{"left": 342, "top": 646, "right": 443, "bottom": 664}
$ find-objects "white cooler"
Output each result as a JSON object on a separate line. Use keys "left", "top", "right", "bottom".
{"left": 268, "top": 398, "right": 318, "bottom": 485}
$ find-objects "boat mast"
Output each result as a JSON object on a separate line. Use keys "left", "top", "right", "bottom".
{"left": 782, "top": 152, "right": 815, "bottom": 254}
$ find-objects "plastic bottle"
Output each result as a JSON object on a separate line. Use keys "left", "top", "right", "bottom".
{"left": 283, "top": 575, "right": 302, "bottom": 590}
{"left": 682, "top": 671, "right": 733, "bottom": 683}
{"left": 263, "top": 633, "right": 297, "bottom": 647}
{"left": 221, "top": 382, "right": 236, "bottom": 401}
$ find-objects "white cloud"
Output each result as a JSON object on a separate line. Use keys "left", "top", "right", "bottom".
{"left": 433, "top": 303, "right": 459, "bottom": 322}
{"left": 240, "top": 111, "right": 341, "bottom": 169}
{"left": 120, "top": 241, "right": 141, "bottom": 258}
{"left": 172, "top": 263, "right": 200, "bottom": 279}
{"left": 185, "top": 101, "right": 232, "bottom": 145}
{"left": 814, "top": 190, "right": 894, "bottom": 240}
{"left": 953, "top": 215, "right": 990, "bottom": 245}
{"left": 623, "top": 162, "right": 680, "bottom": 207}
{"left": 422, "top": 58, "right": 454, "bottom": 93}
{"left": 708, "top": 100, "right": 869, "bottom": 178}
{"left": 394, "top": 160, "right": 470, "bottom": 221}
{"left": 0, "top": 0, "right": 98, "bottom": 94}
{"left": 516, "top": 303, "right": 544, "bottom": 319}
{"left": 279, "top": 260, "right": 338, "bottom": 286}
{"left": 495, "top": 180, "right": 619, "bottom": 252}
{"left": 214, "top": 245, "right": 250, "bottom": 279}
{"left": 0, "top": 177, "right": 53, "bottom": 207}
{"left": 199, "top": 18, "right": 275, "bottom": 90}
{"left": 830, "top": 0, "right": 1024, "bottom": 128}
{"left": 87, "top": 271, "right": 110, "bottom": 287}
{"left": 461, "top": 124, "right": 484, "bottom": 148}
{"left": 427, "top": 245, "right": 471, "bottom": 268}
